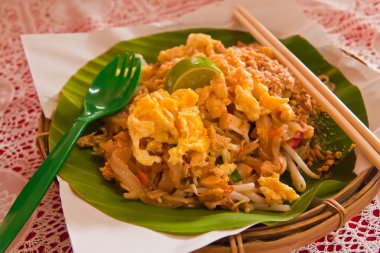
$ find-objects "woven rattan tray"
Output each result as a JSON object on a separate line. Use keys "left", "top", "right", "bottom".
{"left": 36, "top": 113, "right": 379, "bottom": 253}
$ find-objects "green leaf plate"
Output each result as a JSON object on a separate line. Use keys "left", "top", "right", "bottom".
{"left": 49, "top": 28, "right": 368, "bottom": 233}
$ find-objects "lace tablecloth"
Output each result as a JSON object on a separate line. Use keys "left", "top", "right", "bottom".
{"left": 0, "top": 0, "right": 379, "bottom": 252}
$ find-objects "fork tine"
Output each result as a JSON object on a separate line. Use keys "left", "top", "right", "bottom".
{"left": 124, "top": 56, "right": 141, "bottom": 101}
{"left": 131, "top": 57, "right": 141, "bottom": 83}
{"left": 125, "top": 53, "right": 136, "bottom": 80}
{"left": 118, "top": 53, "right": 129, "bottom": 82}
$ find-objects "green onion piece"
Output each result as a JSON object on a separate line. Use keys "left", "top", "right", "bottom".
{"left": 230, "top": 169, "right": 242, "bottom": 182}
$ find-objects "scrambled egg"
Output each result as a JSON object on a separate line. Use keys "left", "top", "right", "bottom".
{"left": 258, "top": 173, "right": 299, "bottom": 204}
{"left": 157, "top": 33, "right": 225, "bottom": 64}
{"left": 197, "top": 74, "right": 230, "bottom": 119}
{"left": 234, "top": 85, "right": 260, "bottom": 122}
{"left": 168, "top": 106, "right": 210, "bottom": 166}
{"left": 127, "top": 88, "right": 209, "bottom": 166}
{"left": 252, "top": 81, "right": 289, "bottom": 112}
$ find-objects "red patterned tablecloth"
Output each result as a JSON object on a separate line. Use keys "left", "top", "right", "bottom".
{"left": 0, "top": 0, "right": 379, "bottom": 252}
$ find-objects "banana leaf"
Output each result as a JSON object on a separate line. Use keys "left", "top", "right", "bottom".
{"left": 49, "top": 28, "right": 367, "bottom": 233}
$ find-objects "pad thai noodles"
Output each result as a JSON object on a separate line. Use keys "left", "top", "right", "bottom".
{"left": 78, "top": 33, "right": 342, "bottom": 213}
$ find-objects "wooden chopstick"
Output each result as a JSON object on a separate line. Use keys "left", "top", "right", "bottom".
{"left": 234, "top": 5, "right": 380, "bottom": 170}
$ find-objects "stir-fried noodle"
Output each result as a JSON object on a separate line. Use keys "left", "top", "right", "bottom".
{"left": 78, "top": 34, "right": 342, "bottom": 212}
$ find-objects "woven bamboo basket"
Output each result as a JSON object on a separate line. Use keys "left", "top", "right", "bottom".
{"left": 36, "top": 113, "right": 379, "bottom": 253}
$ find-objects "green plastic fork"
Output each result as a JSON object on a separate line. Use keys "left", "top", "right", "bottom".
{"left": 0, "top": 53, "right": 141, "bottom": 252}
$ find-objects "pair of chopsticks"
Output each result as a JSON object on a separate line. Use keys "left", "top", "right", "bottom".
{"left": 234, "top": 6, "right": 380, "bottom": 170}
{"left": 229, "top": 234, "right": 244, "bottom": 253}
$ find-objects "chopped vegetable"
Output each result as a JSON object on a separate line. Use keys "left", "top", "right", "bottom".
{"left": 230, "top": 169, "right": 243, "bottom": 182}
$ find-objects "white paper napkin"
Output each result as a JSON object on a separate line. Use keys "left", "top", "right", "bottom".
{"left": 21, "top": 0, "right": 380, "bottom": 252}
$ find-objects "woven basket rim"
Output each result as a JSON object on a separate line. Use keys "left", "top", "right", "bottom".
{"left": 36, "top": 112, "right": 379, "bottom": 253}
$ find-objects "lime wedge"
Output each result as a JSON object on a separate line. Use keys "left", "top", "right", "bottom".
{"left": 164, "top": 56, "right": 222, "bottom": 93}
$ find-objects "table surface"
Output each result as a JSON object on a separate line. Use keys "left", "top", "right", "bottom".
{"left": 0, "top": 0, "right": 379, "bottom": 252}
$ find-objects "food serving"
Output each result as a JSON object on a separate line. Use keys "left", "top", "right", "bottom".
{"left": 78, "top": 33, "right": 343, "bottom": 213}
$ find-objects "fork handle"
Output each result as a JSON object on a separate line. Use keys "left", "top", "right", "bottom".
{"left": 0, "top": 118, "right": 89, "bottom": 252}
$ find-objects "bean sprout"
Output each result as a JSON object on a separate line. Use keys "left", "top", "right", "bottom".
{"left": 282, "top": 143, "right": 320, "bottom": 179}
